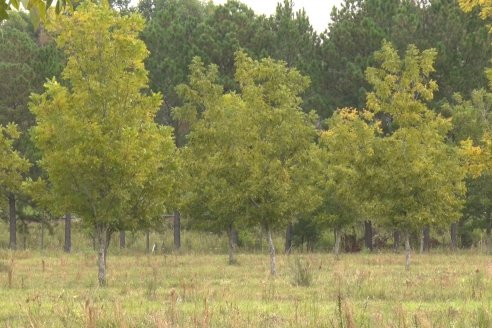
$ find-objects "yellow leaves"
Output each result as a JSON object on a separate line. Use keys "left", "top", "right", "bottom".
{"left": 366, "top": 42, "right": 438, "bottom": 127}
{"left": 459, "top": 0, "right": 492, "bottom": 20}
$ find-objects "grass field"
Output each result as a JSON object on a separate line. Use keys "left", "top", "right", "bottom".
{"left": 1, "top": 247, "right": 492, "bottom": 327}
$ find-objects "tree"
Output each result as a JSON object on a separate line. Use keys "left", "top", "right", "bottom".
{"left": 321, "top": 0, "right": 492, "bottom": 113}
{"left": 262, "top": 0, "right": 325, "bottom": 116}
{"left": 366, "top": 41, "right": 466, "bottom": 270}
{"left": 0, "top": 12, "right": 63, "bottom": 249}
{"left": 317, "top": 108, "right": 379, "bottom": 258}
{"left": 29, "top": 2, "right": 177, "bottom": 286}
{"left": 175, "top": 51, "right": 318, "bottom": 274}
{"left": 0, "top": 124, "right": 30, "bottom": 249}
{"left": 176, "top": 58, "right": 251, "bottom": 264}
{"left": 233, "top": 51, "right": 319, "bottom": 275}
{"left": 139, "top": 0, "right": 209, "bottom": 123}
{"left": 444, "top": 90, "right": 492, "bottom": 249}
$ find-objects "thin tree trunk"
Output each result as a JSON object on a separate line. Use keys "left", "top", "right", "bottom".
{"left": 405, "top": 232, "right": 411, "bottom": 271}
{"left": 364, "top": 220, "right": 373, "bottom": 251}
{"left": 334, "top": 228, "right": 341, "bottom": 260}
{"left": 423, "top": 225, "right": 430, "bottom": 252}
{"left": 227, "top": 225, "right": 237, "bottom": 265}
{"left": 96, "top": 224, "right": 108, "bottom": 287}
{"left": 173, "top": 211, "right": 181, "bottom": 250}
{"left": 487, "top": 227, "right": 492, "bottom": 254}
{"left": 450, "top": 222, "right": 458, "bottom": 251}
{"left": 267, "top": 226, "right": 276, "bottom": 276}
{"left": 64, "top": 214, "right": 72, "bottom": 253}
{"left": 145, "top": 230, "right": 150, "bottom": 254}
{"left": 119, "top": 231, "right": 126, "bottom": 249}
{"left": 284, "top": 222, "right": 293, "bottom": 254}
{"left": 393, "top": 230, "right": 400, "bottom": 253}
{"left": 420, "top": 229, "right": 424, "bottom": 254}
{"left": 8, "top": 193, "right": 16, "bottom": 250}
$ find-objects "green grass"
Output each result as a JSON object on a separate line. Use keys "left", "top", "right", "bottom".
{"left": 1, "top": 220, "right": 492, "bottom": 327}
{"left": 0, "top": 249, "right": 492, "bottom": 327}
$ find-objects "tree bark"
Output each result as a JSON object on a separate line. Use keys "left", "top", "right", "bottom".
{"left": 393, "top": 230, "right": 400, "bottom": 253}
{"left": 267, "top": 226, "right": 276, "bottom": 276}
{"left": 227, "top": 225, "right": 237, "bottom": 265}
{"left": 119, "top": 230, "right": 126, "bottom": 249}
{"left": 173, "top": 211, "right": 181, "bottom": 250}
{"left": 96, "top": 224, "right": 108, "bottom": 287}
{"left": 405, "top": 232, "right": 411, "bottom": 271}
{"left": 364, "top": 220, "right": 373, "bottom": 251}
{"left": 334, "top": 228, "right": 341, "bottom": 260}
{"left": 450, "top": 222, "right": 458, "bottom": 251}
{"left": 64, "top": 214, "right": 72, "bottom": 253}
{"left": 423, "top": 225, "right": 430, "bottom": 252}
{"left": 8, "top": 193, "right": 16, "bottom": 250}
{"left": 284, "top": 222, "right": 293, "bottom": 254}
{"left": 145, "top": 230, "right": 150, "bottom": 254}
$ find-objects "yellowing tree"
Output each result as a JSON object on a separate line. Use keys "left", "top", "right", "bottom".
{"left": 366, "top": 41, "right": 466, "bottom": 270}
{"left": 29, "top": 2, "right": 177, "bottom": 286}
{"left": 317, "top": 108, "right": 379, "bottom": 258}
{"left": 176, "top": 51, "right": 319, "bottom": 275}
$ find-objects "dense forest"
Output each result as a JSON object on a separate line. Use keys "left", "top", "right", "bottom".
{"left": 2, "top": 0, "right": 492, "bottom": 285}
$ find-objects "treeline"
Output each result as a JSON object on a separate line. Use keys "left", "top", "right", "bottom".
{"left": 2, "top": 0, "right": 492, "bottom": 284}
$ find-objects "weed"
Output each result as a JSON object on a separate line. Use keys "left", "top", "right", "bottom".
{"left": 291, "top": 257, "right": 313, "bottom": 287}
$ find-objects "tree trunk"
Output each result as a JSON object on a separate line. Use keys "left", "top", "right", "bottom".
{"left": 145, "top": 230, "right": 150, "bottom": 254}
{"left": 119, "top": 231, "right": 126, "bottom": 249}
{"left": 8, "top": 193, "right": 16, "bottom": 250}
{"left": 64, "top": 214, "right": 72, "bottom": 253}
{"left": 284, "top": 222, "right": 293, "bottom": 254}
{"left": 393, "top": 230, "right": 400, "bottom": 253}
{"left": 450, "top": 222, "right": 458, "bottom": 251}
{"left": 364, "top": 220, "right": 373, "bottom": 251}
{"left": 96, "top": 224, "right": 108, "bottom": 287}
{"left": 405, "top": 232, "right": 411, "bottom": 271}
{"left": 334, "top": 228, "right": 341, "bottom": 260}
{"left": 419, "top": 230, "right": 424, "bottom": 254}
{"left": 227, "top": 225, "right": 237, "bottom": 265}
{"left": 423, "top": 225, "right": 430, "bottom": 252}
{"left": 487, "top": 227, "right": 492, "bottom": 254}
{"left": 267, "top": 227, "right": 276, "bottom": 276}
{"left": 173, "top": 211, "right": 181, "bottom": 250}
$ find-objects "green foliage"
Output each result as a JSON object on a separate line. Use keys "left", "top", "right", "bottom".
{"left": 317, "top": 108, "right": 379, "bottom": 230}
{"left": 0, "top": 123, "right": 30, "bottom": 195}
{"left": 28, "top": 2, "right": 178, "bottom": 232}
{"left": 0, "top": 0, "right": 71, "bottom": 26}
{"left": 366, "top": 42, "right": 466, "bottom": 232}
{"left": 176, "top": 51, "right": 318, "bottom": 237}
{"left": 321, "top": 0, "right": 492, "bottom": 112}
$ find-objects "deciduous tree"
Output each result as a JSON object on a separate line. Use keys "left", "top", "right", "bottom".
{"left": 366, "top": 42, "right": 466, "bottom": 270}
{"left": 29, "top": 2, "right": 177, "bottom": 286}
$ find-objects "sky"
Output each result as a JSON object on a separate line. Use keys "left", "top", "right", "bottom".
{"left": 212, "top": 0, "right": 344, "bottom": 33}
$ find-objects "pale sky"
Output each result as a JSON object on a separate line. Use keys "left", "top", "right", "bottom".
{"left": 212, "top": 0, "right": 343, "bottom": 33}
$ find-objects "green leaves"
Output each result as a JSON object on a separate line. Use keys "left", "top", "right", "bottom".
{"left": 177, "top": 51, "right": 318, "bottom": 233}
{"left": 365, "top": 42, "right": 466, "bottom": 231}
{"left": 30, "top": 3, "right": 178, "bottom": 230}
{"left": 366, "top": 41, "right": 438, "bottom": 127}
